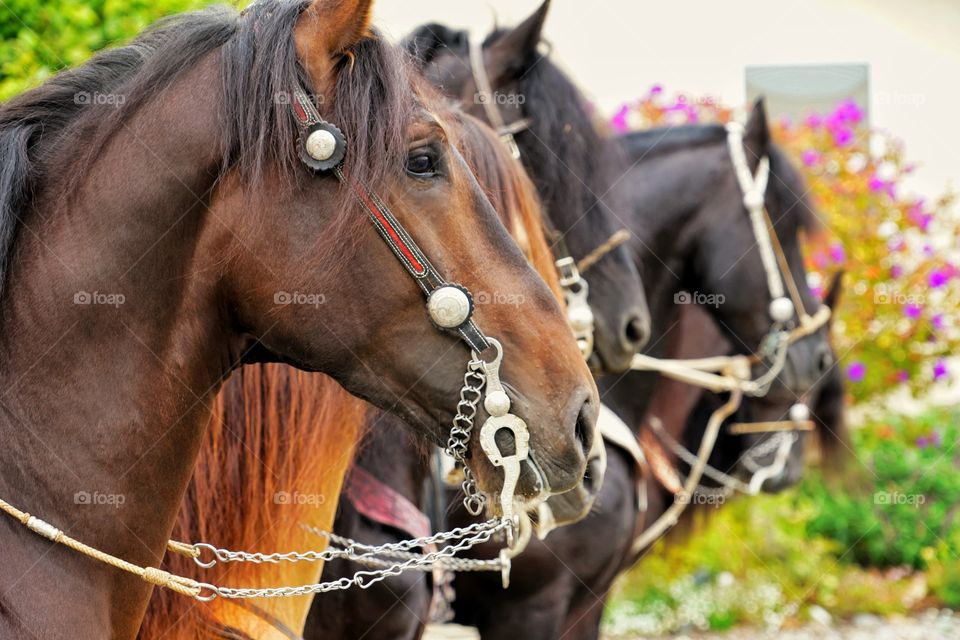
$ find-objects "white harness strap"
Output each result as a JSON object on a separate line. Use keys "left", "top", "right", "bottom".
{"left": 598, "top": 404, "right": 648, "bottom": 512}
{"left": 725, "top": 122, "right": 783, "bottom": 303}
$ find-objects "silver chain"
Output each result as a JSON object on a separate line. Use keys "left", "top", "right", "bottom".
{"left": 445, "top": 357, "right": 488, "bottom": 514}
{"left": 193, "top": 519, "right": 510, "bottom": 601}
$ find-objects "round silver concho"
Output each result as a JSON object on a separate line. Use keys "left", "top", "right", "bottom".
{"left": 427, "top": 285, "right": 473, "bottom": 329}
{"left": 306, "top": 129, "right": 338, "bottom": 162}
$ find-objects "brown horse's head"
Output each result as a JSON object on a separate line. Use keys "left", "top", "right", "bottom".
{"left": 454, "top": 112, "right": 603, "bottom": 524}
{"left": 212, "top": 0, "right": 597, "bottom": 506}
{"left": 405, "top": 1, "right": 652, "bottom": 373}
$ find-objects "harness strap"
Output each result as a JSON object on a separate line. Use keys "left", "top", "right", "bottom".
{"left": 469, "top": 35, "right": 525, "bottom": 159}
{"left": 345, "top": 466, "right": 432, "bottom": 540}
{"left": 577, "top": 229, "right": 631, "bottom": 274}
{"left": 291, "top": 88, "right": 490, "bottom": 353}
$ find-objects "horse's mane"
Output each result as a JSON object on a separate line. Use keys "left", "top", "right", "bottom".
{"left": 405, "top": 24, "right": 627, "bottom": 241}
{"left": 454, "top": 113, "right": 563, "bottom": 300}
{"left": 0, "top": 0, "right": 415, "bottom": 297}
{"left": 139, "top": 365, "right": 366, "bottom": 639}
{"left": 619, "top": 124, "right": 820, "bottom": 234}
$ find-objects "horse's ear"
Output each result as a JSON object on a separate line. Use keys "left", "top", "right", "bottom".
{"left": 486, "top": 0, "right": 551, "bottom": 83}
{"left": 823, "top": 269, "right": 844, "bottom": 311}
{"left": 743, "top": 98, "right": 770, "bottom": 165}
{"left": 294, "top": 0, "right": 375, "bottom": 95}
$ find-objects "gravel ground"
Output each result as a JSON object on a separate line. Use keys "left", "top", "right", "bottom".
{"left": 607, "top": 609, "right": 960, "bottom": 640}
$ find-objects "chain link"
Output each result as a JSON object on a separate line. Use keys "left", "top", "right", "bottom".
{"left": 445, "top": 357, "right": 488, "bottom": 514}
{"left": 194, "top": 519, "right": 510, "bottom": 600}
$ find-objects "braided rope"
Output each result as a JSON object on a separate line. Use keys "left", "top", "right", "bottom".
{"left": 0, "top": 498, "right": 201, "bottom": 597}
{"left": 577, "top": 229, "right": 631, "bottom": 274}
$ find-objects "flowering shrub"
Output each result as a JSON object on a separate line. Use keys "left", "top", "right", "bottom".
{"left": 612, "top": 87, "right": 958, "bottom": 403}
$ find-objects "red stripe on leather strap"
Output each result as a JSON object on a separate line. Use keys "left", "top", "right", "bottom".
{"left": 345, "top": 466, "right": 432, "bottom": 540}
{"left": 354, "top": 186, "right": 426, "bottom": 275}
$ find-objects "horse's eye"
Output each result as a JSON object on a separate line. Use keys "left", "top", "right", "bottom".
{"left": 406, "top": 149, "right": 439, "bottom": 177}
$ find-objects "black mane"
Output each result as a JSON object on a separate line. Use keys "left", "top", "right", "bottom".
{"left": 0, "top": 1, "right": 414, "bottom": 297}
{"left": 405, "top": 24, "right": 626, "bottom": 238}
{"left": 620, "top": 123, "right": 818, "bottom": 232}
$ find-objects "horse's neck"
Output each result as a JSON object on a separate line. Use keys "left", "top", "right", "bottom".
{"left": 357, "top": 414, "right": 430, "bottom": 503}
{"left": 0, "top": 58, "right": 233, "bottom": 639}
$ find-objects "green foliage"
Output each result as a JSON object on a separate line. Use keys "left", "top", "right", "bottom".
{"left": 608, "top": 408, "right": 960, "bottom": 634}
{"left": 0, "top": 0, "right": 225, "bottom": 100}
{"left": 803, "top": 408, "right": 960, "bottom": 570}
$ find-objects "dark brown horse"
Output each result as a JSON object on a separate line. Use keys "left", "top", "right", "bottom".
{"left": 0, "top": 1, "right": 599, "bottom": 637}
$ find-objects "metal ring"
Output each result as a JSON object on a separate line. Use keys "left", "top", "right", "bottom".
{"left": 192, "top": 543, "right": 219, "bottom": 569}
{"left": 195, "top": 583, "right": 221, "bottom": 602}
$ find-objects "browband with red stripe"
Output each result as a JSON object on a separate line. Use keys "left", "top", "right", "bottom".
{"left": 290, "top": 87, "right": 489, "bottom": 354}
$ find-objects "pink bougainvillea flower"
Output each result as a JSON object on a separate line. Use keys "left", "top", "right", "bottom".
{"left": 916, "top": 435, "right": 930, "bottom": 448}
{"left": 802, "top": 149, "right": 820, "bottom": 167}
{"left": 934, "top": 359, "right": 948, "bottom": 381}
{"left": 610, "top": 104, "right": 630, "bottom": 133}
{"left": 896, "top": 369, "right": 910, "bottom": 383}
{"left": 832, "top": 128, "right": 853, "bottom": 146}
{"left": 929, "top": 269, "right": 950, "bottom": 288}
{"left": 835, "top": 99, "right": 864, "bottom": 124}
{"left": 904, "top": 303, "right": 923, "bottom": 319}
{"left": 805, "top": 113, "right": 822, "bottom": 128}
{"left": 888, "top": 236, "right": 905, "bottom": 252}
{"left": 847, "top": 361, "right": 866, "bottom": 382}
{"left": 932, "top": 314, "right": 945, "bottom": 330}
{"left": 829, "top": 242, "right": 846, "bottom": 263}
{"left": 890, "top": 264, "right": 904, "bottom": 278}
{"left": 649, "top": 84, "right": 663, "bottom": 96}
{"left": 868, "top": 176, "right": 886, "bottom": 192}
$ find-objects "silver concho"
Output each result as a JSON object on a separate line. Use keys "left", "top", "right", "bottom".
{"left": 306, "top": 129, "right": 338, "bottom": 162}
{"left": 427, "top": 285, "right": 472, "bottom": 329}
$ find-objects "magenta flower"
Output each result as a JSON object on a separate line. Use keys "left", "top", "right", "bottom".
{"left": 649, "top": 84, "right": 663, "bottom": 96}
{"left": 916, "top": 435, "right": 930, "bottom": 448}
{"left": 904, "top": 304, "right": 923, "bottom": 319}
{"left": 802, "top": 150, "right": 820, "bottom": 167}
{"left": 934, "top": 359, "right": 949, "bottom": 381}
{"left": 805, "top": 113, "right": 823, "bottom": 129}
{"left": 932, "top": 314, "right": 945, "bottom": 331}
{"left": 610, "top": 104, "right": 630, "bottom": 133}
{"left": 896, "top": 369, "right": 910, "bottom": 383}
{"left": 891, "top": 265, "right": 904, "bottom": 278}
{"left": 834, "top": 99, "right": 864, "bottom": 124}
{"left": 832, "top": 128, "right": 853, "bottom": 146}
{"left": 847, "top": 361, "right": 866, "bottom": 382}
{"left": 868, "top": 176, "right": 886, "bottom": 192}
{"left": 829, "top": 242, "right": 846, "bottom": 263}
{"left": 929, "top": 269, "right": 950, "bottom": 288}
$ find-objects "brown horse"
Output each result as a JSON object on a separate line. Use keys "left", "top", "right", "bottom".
{"left": 303, "top": 111, "right": 577, "bottom": 640}
{"left": 0, "top": 1, "right": 598, "bottom": 637}
{"left": 138, "top": 110, "right": 575, "bottom": 640}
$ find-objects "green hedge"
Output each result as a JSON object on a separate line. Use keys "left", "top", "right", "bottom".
{"left": 0, "top": 0, "right": 220, "bottom": 100}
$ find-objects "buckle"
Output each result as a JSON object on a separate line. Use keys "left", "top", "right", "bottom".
{"left": 555, "top": 256, "right": 581, "bottom": 288}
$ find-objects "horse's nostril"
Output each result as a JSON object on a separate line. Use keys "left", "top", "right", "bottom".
{"left": 623, "top": 313, "right": 650, "bottom": 350}
{"left": 818, "top": 348, "right": 835, "bottom": 374}
{"left": 575, "top": 402, "right": 595, "bottom": 459}
{"left": 582, "top": 456, "right": 603, "bottom": 496}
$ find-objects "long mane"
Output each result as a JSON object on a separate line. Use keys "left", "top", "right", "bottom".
{"left": 0, "top": 0, "right": 414, "bottom": 298}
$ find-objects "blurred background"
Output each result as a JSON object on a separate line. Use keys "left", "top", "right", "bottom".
{"left": 2, "top": 1, "right": 959, "bottom": 637}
